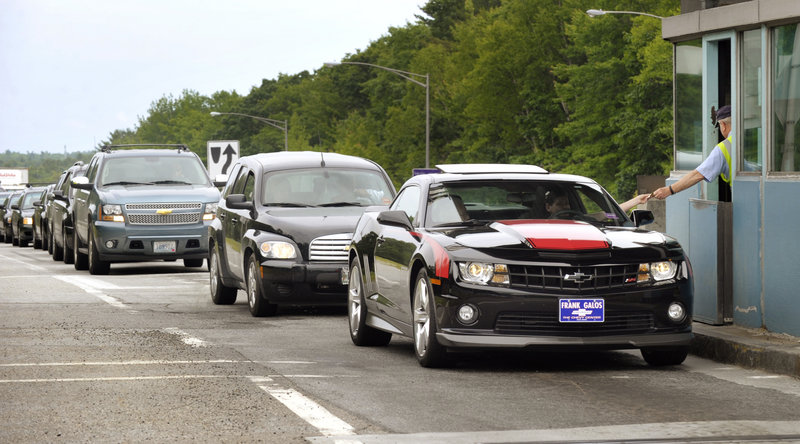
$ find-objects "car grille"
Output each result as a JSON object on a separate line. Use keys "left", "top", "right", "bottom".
{"left": 495, "top": 311, "right": 654, "bottom": 335}
{"left": 309, "top": 234, "right": 352, "bottom": 262}
{"left": 508, "top": 264, "right": 640, "bottom": 293}
{"left": 125, "top": 202, "right": 202, "bottom": 225}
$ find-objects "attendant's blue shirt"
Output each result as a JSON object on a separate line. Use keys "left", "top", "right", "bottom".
{"left": 696, "top": 138, "right": 731, "bottom": 182}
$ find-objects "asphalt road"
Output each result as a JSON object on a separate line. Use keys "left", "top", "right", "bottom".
{"left": 2, "top": 242, "right": 800, "bottom": 443}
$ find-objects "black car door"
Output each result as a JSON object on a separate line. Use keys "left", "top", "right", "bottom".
{"left": 224, "top": 167, "right": 255, "bottom": 282}
{"left": 373, "top": 185, "right": 424, "bottom": 326}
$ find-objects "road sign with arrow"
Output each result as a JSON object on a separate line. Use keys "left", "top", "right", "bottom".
{"left": 207, "top": 140, "right": 240, "bottom": 179}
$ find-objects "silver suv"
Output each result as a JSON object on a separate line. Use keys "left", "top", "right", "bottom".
{"left": 71, "top": 144, "right": 220, "bottom": 274}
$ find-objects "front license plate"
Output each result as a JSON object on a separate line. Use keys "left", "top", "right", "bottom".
{"left": 559, "top": 298, "right": 604, "bottom": 323}
{"left": 153, "top": 241, "right": 177, "bottom": 253}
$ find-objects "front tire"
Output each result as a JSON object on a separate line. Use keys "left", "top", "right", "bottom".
{"left": 88, "top": 231, "right": 110, "bottom": 275}
{"left": 63, "top": 225, "right": 74, "bottom": 264}
{"left": 412, "top": 268, "right": 448, "bottom": 368}
{"left": 52, "top": 230, "right": 64, "bottom": 261}
{"left": 348, "top": 259, "right": 391, "bottom": 346}
{"left": 209, "top": 246, "right": 237, "bottom": 304}
{"left": 641, "top": 346, "right": 689, "bottom": 366}
{"left": 247, "top": 253, "right": 277, "bottom": 317}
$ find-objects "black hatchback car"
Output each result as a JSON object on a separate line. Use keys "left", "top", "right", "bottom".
{"left": 347, "top": 164, "right": 694, "bottom": 367}
{"left": 209, "top": 151, "right": 395, "bottom": 316}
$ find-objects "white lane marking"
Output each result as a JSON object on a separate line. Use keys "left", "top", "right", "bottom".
{"left": 164, "top": 327, "right": 209, "bottom": 347}
{"left": 249, "top": 376, "right": 357, "bottom": 438}
{"left": 0, "top": 253, "right": 48, "bottom": 272}
{"left": 53, "top": 275, "right": 130, "bottom": 310}
{"left": 0, "top": 359, "right": 243, "bottom": 367}
{"left": 0, "top": 375, "right": 233, "bottom": 383}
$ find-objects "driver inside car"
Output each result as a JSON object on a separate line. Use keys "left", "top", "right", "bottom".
{"left": 544, "top": 189, "right": 570, "bottom": 218}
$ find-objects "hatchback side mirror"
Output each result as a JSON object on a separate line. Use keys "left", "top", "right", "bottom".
{"left": 226, "top": 194, "right": 254, "bottom": 211}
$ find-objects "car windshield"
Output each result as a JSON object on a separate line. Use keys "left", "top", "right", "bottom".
{"left": 261, "top": 168, "right": 393, "bottom": 207}
{"left": 98, "top": 156, "right": 210, "bottom": 187}
{"left": 21, "top": 191, "right": 44, "bottom": 209}
{"left": 426, "top": 180, "right": 628, "bottom": 227}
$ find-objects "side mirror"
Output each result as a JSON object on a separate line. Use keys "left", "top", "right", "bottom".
{"left": 377, "top": 210, "right": 413, "bottom": 231}
{"left": 52, "top": 190, "right": 66, "bottom": 201}
{"left": 631, "top": 209, "right": 655, "bottom": 227}
{"left": 71, "top": 176, "right": 92, "bottom": 190}
{"left": 33, "top": 202, "right": 43, "bottom": 208}
{"left": 226, "top": 194, "right": 254, "bottom": 211}
{"left": 213, "top": 174, "right": 229, "bottom": 188}
{"left": 11, "top": 203, "right": 20, "bottom": 210}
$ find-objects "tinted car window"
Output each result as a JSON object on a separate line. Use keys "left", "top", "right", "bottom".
{"left": 231, "top": 167, "right": 250, "bottom": 195}
{"left": 261, "top": 168, "right": 393, "bottom": 206}
{"left": 242, "top": 172, "right": 256, "bottom": 202}
{"left": 390, "top": 185, "right": 421, "bottom": 224}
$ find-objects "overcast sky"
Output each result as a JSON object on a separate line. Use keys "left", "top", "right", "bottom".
{"left": 0, "top": 0, "right": 425, "bottom": 154}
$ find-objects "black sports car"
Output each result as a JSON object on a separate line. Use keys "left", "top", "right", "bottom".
{"left": 347, "top": 164, "right": 693, "bottom": 367}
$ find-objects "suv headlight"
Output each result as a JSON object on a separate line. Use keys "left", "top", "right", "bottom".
{"left": 101, "top": 204, "right": 124, "bottom": 222}
{"left": 23, "top": 217, "right": 33, "bottom": 225}
{"left": 638, "top": 261, "right": 677, "bottom": 283}
{"left": 457, "top": 262, "right": 509, "bottom": 286}
{"left": 259, "top": 241, "right": 296, "bottom": 259}
{"left": 203, "top": 202, "right": 218, "bottom": 221}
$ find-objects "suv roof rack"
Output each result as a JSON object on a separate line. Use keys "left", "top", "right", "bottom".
{"left": 101, "top": 144, "right": 191, "bottom": 153}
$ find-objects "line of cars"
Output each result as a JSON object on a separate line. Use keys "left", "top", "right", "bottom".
{"left": 4, "top": 146, "right": 695, "bottom": 369}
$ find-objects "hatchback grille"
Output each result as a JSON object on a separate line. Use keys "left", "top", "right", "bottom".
{"left": 309, "top": 234, "right": 352, "bottom": 262}
{"left": 495, "top": 311, "right": 654, "bottom": 335}
{"left": 508, "top": 264, "right": 640, "bottom": 293}
{"left": 125, "top": 202, "right": 202, "bottom": 225}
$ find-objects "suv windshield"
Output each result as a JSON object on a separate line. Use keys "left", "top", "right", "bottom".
{"left": 261, "top": 168, "right": 394, "bottom": 207}
{"left": 99, "top": 156, "right": 210, "bottom": 187}
{"left": 21, "top": 191, "right": 44, "bottom": 209}
{"left": 426, "top": 180, "right": 627, "bottom": 227}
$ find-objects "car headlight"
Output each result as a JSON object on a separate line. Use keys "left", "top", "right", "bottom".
{"left": 203, "top": 202, "right": 218, "bottom": 221}
{"left": 101, "top": 204, "right": 124, "bottom": 222}
{"left": 23, "top": 217, "right": 33, "bottom": 225}
{"left": 457, "top": 262, "right": 509, "bottom": 286}
{"left": 259, "top": 241, "right": 297, "bottom": 259}
{"left": 638, "top": 261, "right": 677, "bottom": 283}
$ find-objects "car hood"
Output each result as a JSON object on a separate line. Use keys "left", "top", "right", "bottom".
{"left": 441, "top": 219, "right": 668, "bottom": 251}
{"left": 256, "top": 206, "right": 366, "bottom": 244}
{"left": 99, "top": 186, "right": 220, "bottom": 203}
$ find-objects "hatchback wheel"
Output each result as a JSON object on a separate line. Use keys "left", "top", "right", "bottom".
{"left": 247, "top": 254, "right": 277, "bottom": 317}
{"left": 209, "top": 246, "right": 237, "bottom": 304}
{"left": 348, "top": 259, "right": 391, "bottom": 346}
{"left": 412, "top": 268, "right": 448, "bottom": 368}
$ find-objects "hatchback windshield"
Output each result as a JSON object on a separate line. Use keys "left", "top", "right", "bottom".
{"left": 99, "top": 156, "right": 210, "bottom": 187}
{"left": 426, "top": 180, "right": 627, "bottom": 227}
{"left": 262, "top": 168, "right": 394, "bottom": 207}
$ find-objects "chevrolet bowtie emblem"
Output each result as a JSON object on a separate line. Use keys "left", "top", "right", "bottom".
{"left": 564, "top": 272, "right": 593, "bottom": 284}
{"left": 156, "top": 209, "right": 173, "bottom": 215}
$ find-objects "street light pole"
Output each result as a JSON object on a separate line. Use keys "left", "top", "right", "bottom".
{"left": 325, "top": 61, "right": 431, "bottom": 168}
{"left": 586, "top": 9, "right": 664, "bottom": 19}
{"left": 210, "top": 111, "right": 288, "bottom": 151}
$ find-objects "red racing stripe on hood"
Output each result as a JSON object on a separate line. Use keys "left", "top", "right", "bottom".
{"left": 498, "top": 220, "right": 610, "bottom": 250}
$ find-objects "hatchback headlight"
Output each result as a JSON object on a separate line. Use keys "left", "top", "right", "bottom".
{"left": 457, "top": 262, "right": 509, "bottom": 286}
{"left": 101, "top": 204, "right": 124, "bottom": 222}
{"left": 638, "top": 261, "right": 677, "bottom": 283}
{"left": 259, "top": 241, "right": 296, "bottom": 259}
{"left": 203, "top": 202, "right": 218, "bottom": 221}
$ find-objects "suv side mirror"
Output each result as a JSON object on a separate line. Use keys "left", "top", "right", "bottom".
{"left": 226, "top": 194, "right": 254, "bottom": 211}
{"left": 631, "top": 209, "right": 654, "bottom": 227}
{"left": 377, "top": 210, "right": 413, "bottom": 230}
{"left": 52, "top": 190, "right": 66, "bottom": 201}
{"left": 71, "top": 176, "right": 92, "bottom": 190}
{"left": 213, "top": 174, "right": 229, "bottom": 188}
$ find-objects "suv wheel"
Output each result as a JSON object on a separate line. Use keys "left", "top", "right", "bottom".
{"left": 247, "top": 253, "right": 277, "bottom": 317}
{"left": 52, "top": 230, "right": 64, "bottom": 261}
{"left": 74, "top": 229, "right": 88, "bottom": 270}
{"left": 63, "top": 225, "right": 74, "bottom": 265}
{"left": 88, "top": 231, "right": 110, "bottom": 275}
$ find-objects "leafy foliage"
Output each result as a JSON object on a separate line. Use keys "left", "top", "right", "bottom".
{"left": 14, "top": 0, "right": 678, "bottom": 199}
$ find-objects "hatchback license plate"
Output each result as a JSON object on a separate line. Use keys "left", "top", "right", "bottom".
{"left": 559, "top": 298, "right": 604, "bottom": 323}
{"left": 153, "top": 241, "right": 176, "bottom": 253}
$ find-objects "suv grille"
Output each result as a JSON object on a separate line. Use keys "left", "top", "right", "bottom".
{"left": 125, "top": 202, "right": 202, "bottom": 225}
{"left": 309, "top": 234, "right": 352, "bottom": 262}
{"left": 495, "top": 311, "right": 654, "bottom": 335}
{"left": 508, "top": 264, "right": 640, "bottom": 293}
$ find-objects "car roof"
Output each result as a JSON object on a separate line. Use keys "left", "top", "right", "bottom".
{"left": 100, "top": 149, "right": 198, "bottom": 158}
{"left": 244, "top": 151, "right": 385, "bottom": 171}
{"left": 405, "top": 164, "right": 599, "bottom": 187}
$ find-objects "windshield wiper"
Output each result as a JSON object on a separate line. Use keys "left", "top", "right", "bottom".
{"left": 263, "top": 202, "right": 316, "bottom": 207}
{"left": 434, "top": 219, "right": 492, "bottom": 227}
{"left": 152, "top": 180, "right": 193, "bottom": 185}
{"left": 102, "top": 181, "right": 152, "bottom": 186}
{"left": 318, "top": 201, "right": 361, "bottom": 207}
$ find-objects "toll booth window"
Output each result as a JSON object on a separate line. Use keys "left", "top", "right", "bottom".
{"left": 772, "top": 23, "right": 800, "bottom": 172}
{"left": 675, "top": 39, "right": 703, "bottom": 171}
{"left": 742, "top": 29, "right": 763, "bottom": 173}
